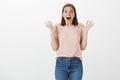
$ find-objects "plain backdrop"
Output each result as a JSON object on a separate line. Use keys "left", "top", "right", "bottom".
{"left": 0, "top": 0, "right": 120, "bottom": 80}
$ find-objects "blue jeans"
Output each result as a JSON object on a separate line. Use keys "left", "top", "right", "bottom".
{"left": 55, "top": 57, "right": 83, "bottom": 80}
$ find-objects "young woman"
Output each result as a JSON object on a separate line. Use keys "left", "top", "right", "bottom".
{"left": 45, "top": 3, "right": 94, "bottom": 80}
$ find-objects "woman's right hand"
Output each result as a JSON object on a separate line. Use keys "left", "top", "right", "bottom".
{"left": 45, "top": 20, "right": 58, "bottom": 38}
{"left": 45, "top": 20, "right": 54, "bottom": 32}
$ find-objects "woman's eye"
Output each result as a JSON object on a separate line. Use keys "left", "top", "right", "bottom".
{"left": 65, "top": 11, "right": 67, "bottom": 13}
{"left": 70, "top": 11, "right": 73, "bottom": 13}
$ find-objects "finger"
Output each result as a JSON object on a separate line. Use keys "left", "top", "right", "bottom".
{"left": 88, "top": 23, "right": 94, "bottom": 29}
{"left": 49, "top": 21, "right": 52, "bottom": 26}
{"left": 45, "top": 20, "right": 50, "bottom": 25}
{"left": 89, "top": 20, "right": 93, "bottom": 25}
{"left": 48, "top": 20, "right": 51, "bottom": 24}
{"left": 86, "top": 20, "right": 89, "bottom": 25}
{"left": 91, "top": 23, "right": 95, "bottom": 27}
{"left": 45, "top": 22, "right": 48, "bottom": 27}
{"left": 45, "top": 22, "right": 51, "bottom": 29}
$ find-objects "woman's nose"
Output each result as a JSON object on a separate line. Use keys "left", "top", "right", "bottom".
{"left": 67, "top": 12, "right": 70, "bottom": 16}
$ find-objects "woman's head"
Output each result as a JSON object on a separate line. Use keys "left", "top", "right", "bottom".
{"left": 61, "top": 3, "right": 78, "bottom": 26}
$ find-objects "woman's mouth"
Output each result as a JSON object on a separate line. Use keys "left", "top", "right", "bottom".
{"left": 66, "top": 17, "right": 71, "bottom": 20}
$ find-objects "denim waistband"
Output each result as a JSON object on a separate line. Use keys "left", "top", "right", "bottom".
{"left": 57, "top": 57, "right": 80, "bottom": 60}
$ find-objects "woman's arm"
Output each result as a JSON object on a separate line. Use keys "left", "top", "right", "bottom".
{"left": 80, "top": 20, "right": 94, "bottom": 50}
{"left": 80, "top": 30, "right": 88, "bottom": 50}
{"left": 45, "top": 21, "right": 59, "bottom": 51}
{"left": 50, "top": 30, "right": 59, "bottom": 51}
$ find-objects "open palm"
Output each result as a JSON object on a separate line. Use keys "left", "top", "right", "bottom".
{"left": 45, "top": 20, "right": 54, "bottom": 32}
{"left": 83, "top": 20, "right": 94, "bottom": 33}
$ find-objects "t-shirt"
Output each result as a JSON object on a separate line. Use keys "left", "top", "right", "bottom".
{"left": 55, "top": 23, "right": 84, "bottom": 60}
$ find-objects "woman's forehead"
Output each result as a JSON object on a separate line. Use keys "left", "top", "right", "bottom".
{"left": 64, "top": 6, "right": 74, "bottom": 10}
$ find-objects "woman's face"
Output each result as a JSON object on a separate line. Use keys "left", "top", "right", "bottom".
{"left": 62, "top": 6, "right": 75, "bottom": 23}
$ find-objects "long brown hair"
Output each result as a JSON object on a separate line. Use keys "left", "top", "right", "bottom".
{"left": 60, "top": 3, "right": 78, "bottom": 26}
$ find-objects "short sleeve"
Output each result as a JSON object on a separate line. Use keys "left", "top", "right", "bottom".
{"left": 54, "top": 23, "right": 61, "bottom": 34}
{"left": 53, "top": 23, "right": 61, "bottom": 38}
{"left": 78, "top": 23, "right": 85, "bottom": 38}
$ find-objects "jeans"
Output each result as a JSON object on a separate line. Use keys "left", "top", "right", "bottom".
{"left": 55, "top": 57, "right": 83, "bottom": 80}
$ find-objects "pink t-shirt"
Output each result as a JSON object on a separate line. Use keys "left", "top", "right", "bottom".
{"left": 55, "top": 23, "right": 84, "bottom": 60}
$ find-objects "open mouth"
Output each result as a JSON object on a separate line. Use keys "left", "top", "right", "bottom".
{"left": 66, "top": 17, "right": 71, "bottom": 20}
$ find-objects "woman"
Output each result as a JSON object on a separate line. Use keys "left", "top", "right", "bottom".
{"left": 45, "top": 3, "right": 94, "bottom": 80}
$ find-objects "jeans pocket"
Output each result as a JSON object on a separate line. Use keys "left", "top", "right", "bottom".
{"left": 56, "top": 57, "right": 66, "bottom": 67}
{"left": 72, "top": 58, "right": 82, "bottom": 63}
{"left": 56, "top": 58, "right": 62, "bottom": 65}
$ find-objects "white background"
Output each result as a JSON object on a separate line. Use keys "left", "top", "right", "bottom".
{"left": 0, "top": 0, "right": 120, "bottom": 80}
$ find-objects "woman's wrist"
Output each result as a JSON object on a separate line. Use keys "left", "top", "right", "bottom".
{"left": 51, "top": 31, "right": 57, "bottom": 39}
{"left": 83, "top": 30, "right": 88, "bottom": 36}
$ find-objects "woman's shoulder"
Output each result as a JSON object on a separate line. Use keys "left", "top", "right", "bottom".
{"left": 54, "top": 23, "right": 61, "bottom": 27}
{"left": 54, "top": 23, "right": 62, "bottom": 31}
{"left": 77, "top": 22, "right": 85, "bottom": 31}
{"left": 78, "top": 22, "right": 84, "bottom": 27}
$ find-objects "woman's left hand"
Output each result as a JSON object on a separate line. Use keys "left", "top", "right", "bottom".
{"left": 83, "top": 20, "right": 94, "bottom": 33}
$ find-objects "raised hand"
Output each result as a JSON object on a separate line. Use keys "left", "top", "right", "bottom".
{"left": 84, "top": 20, "right": 94, "bottom": 31}
{"left": 83, "top": 20, "right": 94, "bottom": 33}
{"left": 45, "top": 20, "right": 58, "bottom": 38}
{"left": 45, "top": 20, "right": 54, "bottom": 32}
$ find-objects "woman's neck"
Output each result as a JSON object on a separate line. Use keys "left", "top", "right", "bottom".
{"left": 66, "top": 22, "right": 73, "bottom": 27}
